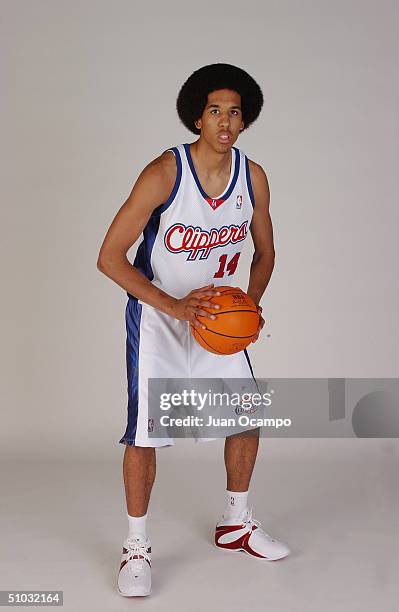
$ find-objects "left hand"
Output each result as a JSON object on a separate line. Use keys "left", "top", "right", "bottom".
{"left": 251, "top": 305, "right": 265, "bottom": 343}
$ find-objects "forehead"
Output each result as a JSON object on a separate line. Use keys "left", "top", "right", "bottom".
{"left": 206, "top": 89, "right": 241, "bottom": 107}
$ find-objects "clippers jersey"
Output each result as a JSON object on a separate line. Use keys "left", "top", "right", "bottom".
{"left": 129, "top": 142, "right": 255, "bottom": 299}
{"left": 120, "top": 143, "right": 258, "bottom": 448}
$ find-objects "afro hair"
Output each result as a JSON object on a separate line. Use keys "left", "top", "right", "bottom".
{"left": 176, "top": 63, "right": 263, "bottom": 135}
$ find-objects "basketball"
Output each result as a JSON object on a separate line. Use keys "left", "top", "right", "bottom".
{"left": 190, "top": 286, "right": 260, "bottom": 355}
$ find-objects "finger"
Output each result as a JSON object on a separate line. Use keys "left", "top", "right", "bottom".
{"left": 195, "top": 288, "right": 221, "bottom": 298}
{"left": 189, "top": 285, "right": 214, "bottom": 298}
{"left": 189, "top": 298, "right": 202, "bottom": 308}
{"left": 199, "top": 300, "right": 220, "bottom": 310}
{"left": 192, "top": 315, "right": 206, "bottom": 330}
{"left": 196, "top": 308, "right": 216, "bottom": 320}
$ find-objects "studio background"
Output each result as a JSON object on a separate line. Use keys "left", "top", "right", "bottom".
{"left": 1, "top": 1, "right": 398, "bottom": 610}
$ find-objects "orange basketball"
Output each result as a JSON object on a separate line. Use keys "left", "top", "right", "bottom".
{"left": 190, "top": 286, "right": 260, "bottom": 355}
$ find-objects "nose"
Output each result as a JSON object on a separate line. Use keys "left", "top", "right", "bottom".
{"left": 218, "top": 111, "right": 230, "bottom": 129}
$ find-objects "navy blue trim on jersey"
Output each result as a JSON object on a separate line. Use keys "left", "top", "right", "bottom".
{"left": 126, "top": 146, "right": 182, "bottom": 299}
{"left": 158, "top": 146, "right": 182, "bottom": 214}
{"left": 244, "top": 155, "right": 255, "bottom": 208}
{"left": 130, "top": 214, "right": 161, "bottom": 287}
{"left": 183, "top": 143, "right": 240, "bottom": 202}
{"left": 119, "top": 297, "right": 142, "bottom": 446}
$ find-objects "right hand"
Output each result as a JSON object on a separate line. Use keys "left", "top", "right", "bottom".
{"left": 171, "top": 283, "right": 221, "bottom": 330}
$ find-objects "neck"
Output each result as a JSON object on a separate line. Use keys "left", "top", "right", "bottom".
{"left": 190, "top": 137, "right": 232, "bottom": 176}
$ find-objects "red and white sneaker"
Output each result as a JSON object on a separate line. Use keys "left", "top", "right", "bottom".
{"left": 117, "top": 534, "right": 151, "bottom": 597}
{"left": 215, "top": 508, "right": 290, "bottom": 561}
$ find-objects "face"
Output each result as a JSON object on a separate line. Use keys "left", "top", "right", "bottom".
{"left": 194, "top": 89, "right": 244, "bottom": 151}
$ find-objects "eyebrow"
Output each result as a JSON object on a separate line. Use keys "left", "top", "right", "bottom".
{"left": 206, "top": 103, "right": 242, "bottom": 110}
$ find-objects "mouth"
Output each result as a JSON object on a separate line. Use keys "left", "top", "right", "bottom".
{"left": 217, "top": 132, "right": 232, "bottom": 144}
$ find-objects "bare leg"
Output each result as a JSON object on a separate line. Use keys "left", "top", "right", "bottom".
{"left": 224, "top": 428, "right": 260, "bottom": 491}
{"left": 122, "top": 446, "right": 156, "bottom": 516}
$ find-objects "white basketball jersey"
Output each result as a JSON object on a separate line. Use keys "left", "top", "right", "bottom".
{"left": 129, "top": 142, "right": 255, "bottom": 299}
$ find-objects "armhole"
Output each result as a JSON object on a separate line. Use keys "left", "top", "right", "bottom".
{"left": 244, "top": 155, "right": 255, "bottom": 209}
{"left": 156, "top": 147, "right": 182, "bottom": 214}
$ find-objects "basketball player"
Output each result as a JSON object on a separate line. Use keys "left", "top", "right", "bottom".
{"left": 97, "top": 63, "right": 290, "bottom": 597}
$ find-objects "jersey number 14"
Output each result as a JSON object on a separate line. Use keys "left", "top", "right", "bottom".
{"left": 214, "top": 252, "right": 241, "bottom": 278}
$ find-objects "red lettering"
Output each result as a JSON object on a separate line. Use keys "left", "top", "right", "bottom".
{"left": 164, "top": 221, "right": 249, "bottom": 260}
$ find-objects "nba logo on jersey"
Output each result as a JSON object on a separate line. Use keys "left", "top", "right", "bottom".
{"left": 236, "top": 194, "right": 243, "bottom": 209}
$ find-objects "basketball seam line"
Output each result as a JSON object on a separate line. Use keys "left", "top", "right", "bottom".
{"left": 192, "top": 321, "right": 225, "bottom": 354}
{"left": 201, "top": 329, "right": 256, "bottom": 339}
{"left": 199, "top": 309, "right": 259, "bottom": 316}
{"left": 191, "top": 317, "right": 257, "bottom": 340}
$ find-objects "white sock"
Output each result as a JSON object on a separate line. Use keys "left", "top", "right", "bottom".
{"left": 224, "top": 490, "right": 249, "bottom": 519}
{"left": 127, "top": 512, "right": 147, "bottom": 539}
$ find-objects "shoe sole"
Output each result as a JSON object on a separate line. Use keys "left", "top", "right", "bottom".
{"left": 117, "top": 586, "right": 151, "bottom": 597}
{"left": 214, "top": 542, "right": 290, "bottom": 561}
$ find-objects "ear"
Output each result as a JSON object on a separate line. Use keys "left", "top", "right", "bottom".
{"left": 195, "top": 119, "right": 202, "bottom": 130}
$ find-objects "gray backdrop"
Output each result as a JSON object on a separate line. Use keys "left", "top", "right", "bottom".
{"left": 2, "top": 0, "right": 398, "bottom": 459}
{"left": 1, "top": 3, "right": 398, "bottom": 610}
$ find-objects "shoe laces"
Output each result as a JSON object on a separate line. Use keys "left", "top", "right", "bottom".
{"left": 242, "top": 507, "right": 268, "bottom": 537}
{"left": 125, "top": 536, "right": 150, "bottom": 572}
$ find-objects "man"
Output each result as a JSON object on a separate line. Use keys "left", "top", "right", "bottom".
{"left": 97, "top": 63, "right": 290, "bottom": 598}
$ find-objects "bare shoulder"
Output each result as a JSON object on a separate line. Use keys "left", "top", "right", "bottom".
{"left": 145, "top": 149, "right": 176, "bottom": 186}
{"left": 158, "top": 148, "right": 178, "bottom": 170}
{"left": 246, "top": 158, "right": 270, "bottom": 206}
{"left": 247, "top": 158, "right": 269, "bottom": 189}
{"left": 132, "top": 148, "right": 177, "bottom": 208}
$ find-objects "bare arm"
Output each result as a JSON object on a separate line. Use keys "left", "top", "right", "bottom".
{"left": 97, "top": 152, "right": 220, "bottom": 327}
{"left": 245, "top": 161, "right": 275, "bottom": 342}
{"left": 246, "top": 160, "right": 275, "bottom": 307}
{"left": 97, "top": 151, "right": 179, "bottom": 315}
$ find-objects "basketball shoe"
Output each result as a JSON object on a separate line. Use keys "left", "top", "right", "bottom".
{"left": 215, "top": 507, "right": 290, "bottom": 560}
{"left": 117, "top": 534, "right": 151, "bottom": 597}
